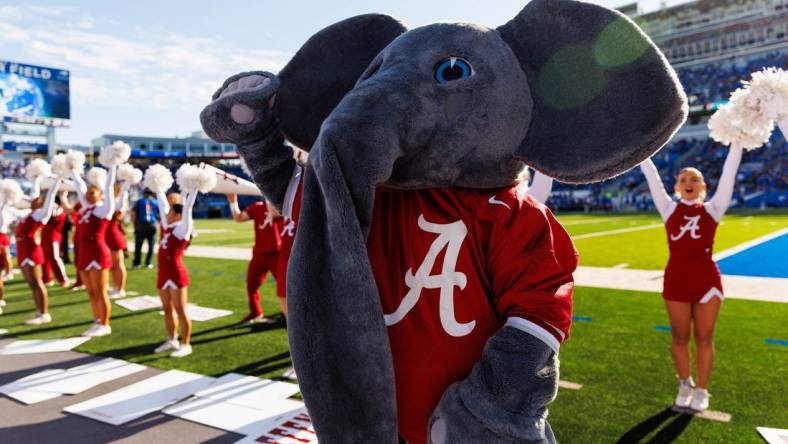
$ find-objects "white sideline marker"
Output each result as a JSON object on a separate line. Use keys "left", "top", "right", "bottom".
{"left": 157, "top": 303, "right": 232, "bottom": 322}
{"left": 612, "top": 263, "right": 629, "bottom": 269}
{"left": 558, "top": 380, "right": 583, "bottom": 390}
{"left": 115, "top": 295, "right": 162, "bottom": 311}
{"left": 671, "top": 406, "right": 732, "bottom": 422}
{"left": 757, "top": 427, "right": 788, "bottom": 444}
{"left": 0, "top": 337, "right": 91, "bottom": 355}
{"left": 0, "top": 328, "right": 8, "bottom": 335}
{"left": 64, "top": 370, "right": 215, "bottom": 425}
{"left": 164, "top": 373, "right": 302, "bottom": 433}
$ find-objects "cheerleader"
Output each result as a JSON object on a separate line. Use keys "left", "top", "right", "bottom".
{"left": 152, "top": 187, "right": 198, "bottom": 358}
{"left": 15, "top": 175, "right": 63, "bottom": 325}
{"left": 0, "top": 180, "right": 29, "bottom": 314}
{"left": 68, "top": 201, "right": 87, "bottom": 291}
{"left": 71, "top": 165, "right": 118, "bottom": 337}
{"left": 227, "top": 193, "right": 283, "bottom": 324}
{"left": 640, "top": 144, "right": 743, "bottom": 412}
{"left": 41, "top": 192, "right": 71, "bottom": 287}
{"left": 107, "top": 182, "right": 131, "bottom": 298}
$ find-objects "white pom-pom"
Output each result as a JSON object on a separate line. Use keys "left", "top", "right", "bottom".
{"left": 50, "top": 154, "right": 71, "bottom": 179}
{"left": 143, "top": 164, "right": 173, "bottom": 192}
{"left": 65, "top": 149, "right": 86, "bottom": 174}
{"left": 87, "top": 167, "right": 108, "bottom": 188}
{"left": 118, "top": 164, "right": 144, "bottom": 185}
{"left": 98, "top": 141, "right": 132, "bottom": 168}
{"left": 708, "top": 103, "right": 771, "bottom": 150}
{"left": 746, "top": 67, "right": 788, "bottom": 122}
{"left": 0, "top": 179, "right": 24, "bottom": 204}
{"left": 175, "top": 163, "right": 216, "bottom": 193}
{"left": 194, "top": 168, "right": 217, "bottom": 193}
{"left": 25, "top": 159, "right": 51, "bottom": 181}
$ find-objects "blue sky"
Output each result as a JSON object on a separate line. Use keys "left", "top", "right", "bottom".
{"left": 0, "top": 0, "right": 691, "bottom": 146}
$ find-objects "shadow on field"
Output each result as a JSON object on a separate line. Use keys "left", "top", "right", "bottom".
{"left": 616, "top": 407, "right": 694, "bottom": 443}
{"left": 1, "top": 298, "right": 89, "bottom": 316}
{"left": 225, "top": 351, "right": 292, "bottom": 378}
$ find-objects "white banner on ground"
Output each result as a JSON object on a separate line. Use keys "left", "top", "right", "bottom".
{"left": 164, "top": 373, "right": 302, "bottom": 434}
{"left": 33, "top": 358, "right": 147, "bottom": 395}
{"left": 63, "top": 370, "right": 215, "bottom": 425}
{"left": 0, "top": 358, "right": 146, "bottom": 404}
{"left": 0, "top": 369, "right": 66, "bottom": 404}
{"left": 199, "top": 163, "right": 262, "bottom": 196}
{"left": 0, "top": 337, "right": 91, "bottom": 355}
{"left": 234, "top": 408, "right": 318, "bottom": 444}
{"left": 115, "top": 295, "right": 162, "bottom": 311}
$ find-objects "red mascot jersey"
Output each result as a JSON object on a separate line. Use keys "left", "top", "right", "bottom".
{"left": 246, "top": 201, "right": 283, "bottom": 254}
{"left": 288, "top": 174, "right": 577, "bottom": 443}
{"left": 663, "top": 202, "right": 723, "bottom": 303}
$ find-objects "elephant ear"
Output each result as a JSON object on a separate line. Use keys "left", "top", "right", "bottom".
{"left": 276, "top": 14, "right": 408, "bottom": 150}
{"left": 498, "top": 0, "right": 687, "bottom": 183}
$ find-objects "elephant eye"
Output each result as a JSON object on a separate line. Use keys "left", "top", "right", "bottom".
{"left": 434, "top": 57, "right": 473, "bottom": 84}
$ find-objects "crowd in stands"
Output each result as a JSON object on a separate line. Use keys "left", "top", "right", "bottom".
{"left": 0, "top": 160, "right": 24, "bottom": 179}
{"left": 677, "top": 51, "right": 786, "bottom": 107}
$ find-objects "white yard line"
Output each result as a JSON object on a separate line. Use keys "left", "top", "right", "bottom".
{"left": 712, "top": 227, "right": 788, "bottom": 261}
{"left": 574, "top": 266, "right": 788, "bottom": 303}
{"left": 572, "top": 223, "right": 663, "bottom": 240}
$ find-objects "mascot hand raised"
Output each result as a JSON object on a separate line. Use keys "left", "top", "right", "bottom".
{"left": 202, "top": 1, "right": 687, "bottom": 443}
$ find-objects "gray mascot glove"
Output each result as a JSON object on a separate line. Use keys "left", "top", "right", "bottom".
{"left": 200, "top": 71, "right": 295, "bottom": 209}
{"left": 429, "top": 327, "right": 558, "bottom": 444}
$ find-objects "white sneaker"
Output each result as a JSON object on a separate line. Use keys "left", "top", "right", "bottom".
{"left": 675, "top": 379, "right": 694, "bottom": 408}
{"left": 24, "top": 313, "right": 52, "bottom": 325}
{"left": 82, "top": 323, "right": 111, "bottom": 337}
{"left": 282, "top": 366, "right": 298, "bottom": 381}
{"left": 154, "top": 338, "right": 180, "bottom": 353}
{"left": 170, "top": 344, "right": 192, "bottom": 358}
{"left": 247, "top": 316, "right": 277, "bottom": 325}
{"left": 0, "top": 305, "right": 3, "bottom": 315}
{"left": 0, "top": 299, "right": 7, "bottom": 307}
{"left": 690, "top": 388, "right": 710, "bottom": 411}
{"left": 109, "top": 289, "right": 126, "bottom": 299}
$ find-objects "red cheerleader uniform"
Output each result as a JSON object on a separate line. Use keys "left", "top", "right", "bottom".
{"left": 157, "top": 225, "right": 190, "bottom": 289}
{"left": 106, "top": 212, "right": 127, "bottom": 251}
{"left": 245, "top": 201, "right": 283, "bottom": 316}
{"left": 0, "top": 233, "right": 9, "bottom": 248}
{"left": 662, "top": 202, "right": 723, "bottom": 303}
{"left": 15, "top": 215, "right": 45, "bottom": 267}
{"left": 42, "top": 210, "right": 69, "bottom": 285}
{"left": 76, "top": 208, "right": 112, "bottom": 271}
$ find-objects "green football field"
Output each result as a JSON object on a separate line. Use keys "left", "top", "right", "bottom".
{"left": 1, "top": 210, "right": 787, "bottom": 442}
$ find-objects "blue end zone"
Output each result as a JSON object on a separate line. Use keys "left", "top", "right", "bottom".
{"left": 717, "top": 233, "right": 788, "bottom": 278}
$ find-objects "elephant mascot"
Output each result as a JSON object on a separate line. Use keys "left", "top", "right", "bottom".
{"left": 201, "top": 0, "right": 687, "bottom": 442}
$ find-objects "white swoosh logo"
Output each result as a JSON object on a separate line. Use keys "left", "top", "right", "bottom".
{"left": 488, "top": 196, "right": 511, "bottom": 210}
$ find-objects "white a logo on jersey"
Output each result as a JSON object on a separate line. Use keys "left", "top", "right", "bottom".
{"left": 160, "top": 231, "right": 170, "bottom": 249}
{"left": 383, "top": 214, "right": 475, "bottom": 337}
{"left": 281, "top": 218, "right": 295, "bottom": 237}
{"left": 78, "top": 209, "right": 92, "bottom": 224}
{"left": 260, "top": 208, "right": 274, "bottom": 230}
{"left": 671, "top": 215, "right": 702, "bottom": 241}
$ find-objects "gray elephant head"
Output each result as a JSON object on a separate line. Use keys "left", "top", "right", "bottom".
{"left": 201, "top": 1, "right": 687, "bottom": 441}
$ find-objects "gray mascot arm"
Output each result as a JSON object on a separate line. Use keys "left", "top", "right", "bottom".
{"left": 200, "top": 71, "right": 295, "bottom": 210}
{"left": 430, "top": 328, "right": 558, "bottom": 444}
